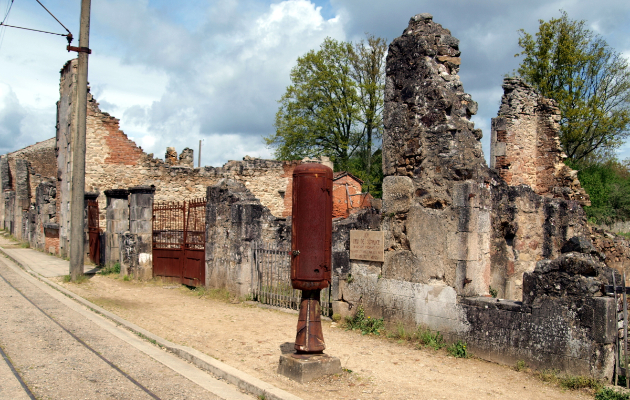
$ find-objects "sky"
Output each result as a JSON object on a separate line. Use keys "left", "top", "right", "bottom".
{"left": 0, "top": 0, "right": 629, "bottom": 167}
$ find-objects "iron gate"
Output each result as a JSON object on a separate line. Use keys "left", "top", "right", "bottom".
{"left": 152, "top": 198, "right": 206, "bottom": 287}
{"left": 251, "top": 242, "right": 332, "bottom": 316}
{"left": 87, "top": 199, "right": 100, "bottom": 265}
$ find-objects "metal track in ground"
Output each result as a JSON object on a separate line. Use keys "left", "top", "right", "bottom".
{"left": 0, "top": 268, "right": 163, "bottom": 400}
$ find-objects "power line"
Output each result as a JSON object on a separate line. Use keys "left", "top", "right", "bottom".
{"left": 34, "top": 0, "right": 70, "bottom": 34}
{"left": 0, "top": 0, "right": 15, "bottom": 52}
{"left": 1, "top": 0, "right": 14, "bottom": 25}
{"left": 0, "top": 22, "right": 68, "bottom": 37}
{"left": 0, "top": 0, "right": 74, "bottom": 49}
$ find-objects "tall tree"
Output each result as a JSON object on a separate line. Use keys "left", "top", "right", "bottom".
{"left": 266, "top": 35, "right": 387, "bottom": 193}
{"left": 349, "top": 35, "right": 387, "bottom": 193}
{"left": 516, "top": 11, "right": 630, "bottom": 162}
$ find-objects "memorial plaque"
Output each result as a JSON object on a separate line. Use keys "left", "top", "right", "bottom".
{"left": 350, "top": 230, "right": 384, "bottom": 262}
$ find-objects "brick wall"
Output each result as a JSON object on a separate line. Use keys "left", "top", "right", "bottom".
{"left": 54, "top": 59, "right": 303, "bottom": 255}
{"left": 490, "top": 78, "right": 590, "bottom": 206}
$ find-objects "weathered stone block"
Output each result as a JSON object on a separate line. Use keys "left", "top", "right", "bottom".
{"left": 447, "top": 232, "right": 479, "bottom": 261}
{"left": 277, "top": 353, "right": 341, "bottom": 383}
{"left": 382, "top": 176, "right": 414, "bottom": 214}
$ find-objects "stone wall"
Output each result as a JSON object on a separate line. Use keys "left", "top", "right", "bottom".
{"left": 0, "top": 138, "right": 56, "bottom": 238}
{"left": 491, "top": 78, "right": 590, "bottom": 205}
{"left": 205, "top": 179, "right": 291, "bottom": 296}
{"left": 332, "top": 13, "right": 625, "bottom": 378}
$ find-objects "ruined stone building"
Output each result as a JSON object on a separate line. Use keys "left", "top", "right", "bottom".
{"left": 3, "top": 13, "right": 630, "bottom": 380}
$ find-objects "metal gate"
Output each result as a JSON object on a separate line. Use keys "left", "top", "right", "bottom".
{"left": 152, "top": 198, "right": 206, "bottom": 287}
{"left": 251, "top": 242, "right": 332, "bottom": 316}
{"left": 87, "top": 199, "right": 100, "bottom": 265}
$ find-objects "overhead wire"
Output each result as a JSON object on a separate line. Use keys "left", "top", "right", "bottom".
{"left": 0, "top": 0, "right": 15, "bottom": 51}
{"left": 0, "top": 0, "right": 73, "bottom": 53}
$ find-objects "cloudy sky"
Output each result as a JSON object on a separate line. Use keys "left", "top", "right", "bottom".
{"left": 0, "top": 0, "right": 629, "bottom": 167}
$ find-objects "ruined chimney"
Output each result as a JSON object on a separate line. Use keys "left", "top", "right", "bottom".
{"left": 491, "top": 77, "right": 590, "bottom": 206}
{"left": 179, "top": 148, "right": 194, "bottom": 167}
{"left": 165, "top": 147, "right": 178, "bottom": 165}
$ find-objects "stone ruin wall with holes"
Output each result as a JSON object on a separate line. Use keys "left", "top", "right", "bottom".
{"left": 0, "top": 139, "right": 57, "bottom": 254}
{"left": 326, "top": 13, "right": 629, "bottom": 379}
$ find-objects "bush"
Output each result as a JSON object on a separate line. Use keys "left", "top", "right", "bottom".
{"left": 344, "top": 306, "right": 384, "bottom": 335}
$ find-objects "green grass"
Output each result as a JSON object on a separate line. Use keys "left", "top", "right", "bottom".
{"left": 446, "top": 340, "right": 468, "bottom": 358}
{"left": 192, "top": 286, "right": 233, "bottom": 302}
{"left": 596, "top": 387, "right": 630, "bottom": 400}
{"left": 534, "top": 369, "right": 604, "bottom": 392}
{"left": 122, "top": 275, "right": 131, "bottom": 281}
{"left": 98, "top": 262, "right": 121, "bottom": 275}
{"left": 20, "top": 242, "right": 30, "bottom": 248}
{"left": 417, "top": 328, "right": 446, "bottom": 350}
{"left": 514, "top": 359, "right": 528, "bottom": 372}
{"left": 344, "top": 306, "right": 384, "bottom": 335}
{"left": 62, "top": 274, "right": 89, "bottom": 284}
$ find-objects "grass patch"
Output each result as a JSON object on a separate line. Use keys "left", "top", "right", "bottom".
{"left": 446, "top": 340, "right": 468, "bottom": 358}
{"left": 344, "top": 306, "right": 384, "bottom": 335}
{"left": 98, "top": 262, "right": 121, "bottom": 275}
{"left": 20, "top": 242, "right": 30, "bottom": 248}
{"left": 596, "top": 387, "right": 630, "bottom": 400}
{"left": 122, "top": 275, "right": 131, "bottom": 281}
{"left": 535, "top": 369, "right": 604, "bottom": 392}
{"left": 417, "top": 328, "right": 446, "bottom": 350}
{"left": 514, "top": 359, "right": 528, "bottom": 372}
{"left": 192, "top": 286, "right": 234, "bottom": 302}
{"left": 62, "top": 274, "right": 89, "bottom": 284}
{"left": 383, "top": 324, "right": 445, "bottom": 350}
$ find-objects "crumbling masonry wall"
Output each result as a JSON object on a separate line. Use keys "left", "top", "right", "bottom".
{"left": 330, "top": 13, "right": 624, "bottom": 378}
{"left": 205, "top": 179, "right": 291, "bottom": 296}
{"left": 491, "top": 78, "right": 590, "bottom": 205}
{"left": 55, "top": 59, "right": 300, "bottom": 257}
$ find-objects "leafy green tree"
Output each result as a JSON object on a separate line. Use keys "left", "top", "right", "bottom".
{"left": 266, "top": 35, "right": 387, "bottom": 196}
{"left": 516, "top": 11, "right": 630, "bottom": 162}
{"left": 568, "top": 159, "right": 630, "bottom": 223}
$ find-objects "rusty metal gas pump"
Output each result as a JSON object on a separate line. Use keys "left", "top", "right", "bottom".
{"left": 291, "top": 163, "right": 333, "bottom": 353}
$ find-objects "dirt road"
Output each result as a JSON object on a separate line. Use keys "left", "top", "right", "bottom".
{"left": 56, "top": 275, "right": 595, "bottom": 400}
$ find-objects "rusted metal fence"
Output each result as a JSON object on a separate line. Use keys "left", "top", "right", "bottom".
{"left": 251, "top": 242, "right": 332, "bottom": 317}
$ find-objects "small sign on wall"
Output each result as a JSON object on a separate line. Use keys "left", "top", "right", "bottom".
{"left": 350, "top": 230, "right": 384, "bottom": 262}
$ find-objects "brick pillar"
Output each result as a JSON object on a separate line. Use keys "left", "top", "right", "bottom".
{"left": 84, "top": 191, "right": 99, "bottom": 264}
{"left": 104, "top": 189, "right": 129, "bottom": 267}
{"left": 128, "top": 185, "right": 155, "bottom": 279}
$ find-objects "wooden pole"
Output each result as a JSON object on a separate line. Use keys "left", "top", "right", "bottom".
{"left": 69, "top": 0, "right": 91, "bottom": 280}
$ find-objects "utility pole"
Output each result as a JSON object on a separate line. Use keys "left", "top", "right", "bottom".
{"left": 198, "top": 139, "right": 202, "bottom": 168}
{"left": 69, "top": 0, "right": 91, "bottom": 281}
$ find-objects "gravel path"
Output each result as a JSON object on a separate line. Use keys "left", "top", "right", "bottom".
{"left": 59, "top": 274, "right": 594, "bottom": 400}
{"left": 0, "top": 257, "right": 254, "bottom": 400}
